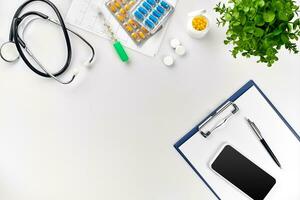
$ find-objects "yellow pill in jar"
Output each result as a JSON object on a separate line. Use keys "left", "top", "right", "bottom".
{"left": 138, "top": 31, "right": 146, "bottom": 39}
{"left": 108, "top": 2, "right": 118, "bottom": 13}
{"left": 128, "top": 19, "right": 139, "bottom": 29}
{"left": 192, "top": 16, "right": 208, "bottom": 31}
{"left": 124, "top": 23, "right": 134, "bottom": 32}
{"left": 116, "top": 14, "right": 125, "bottom": 22}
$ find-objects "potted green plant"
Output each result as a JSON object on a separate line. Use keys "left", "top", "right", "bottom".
{"left": 215, "top": 0, "right": 300, "bottom": 66}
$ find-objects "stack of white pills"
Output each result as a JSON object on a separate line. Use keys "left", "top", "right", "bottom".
{"left": 170, "top": 38, "right": 186, "bottom": 56}
{"left": 162, "top": 38, "right": 186, "bottom": 66}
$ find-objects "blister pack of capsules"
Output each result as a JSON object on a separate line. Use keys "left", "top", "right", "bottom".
{"left": 131, "top": 0, "right": 174, "bottom": 33}
{"left": 105, "top": 0, "right": 174, "bottom": 45}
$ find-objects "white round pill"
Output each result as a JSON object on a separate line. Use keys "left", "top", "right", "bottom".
{"left": 175, "top": 45, "right": 186, "bottom": 56}
{"left": 163, "top": 55, "right": 174, "bottom": 66}
{"left": 170, "top": 38, "right": 181, "bottom": 49}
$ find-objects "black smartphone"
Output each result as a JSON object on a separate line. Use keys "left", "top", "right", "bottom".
{"left": 210, "top": 144, "right": 276, "bottom": 200}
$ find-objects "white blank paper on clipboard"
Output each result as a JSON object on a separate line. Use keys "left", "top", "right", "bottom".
{"left": 66, "top": 0, "right": 177, "bottom": 57}
{"left": 179, "top": 86, "right": 300, "bottom": 200}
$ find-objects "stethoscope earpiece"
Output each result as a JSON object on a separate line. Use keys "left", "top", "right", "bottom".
{"left": 0, "top": 42, "right": 20, "bottom": 63}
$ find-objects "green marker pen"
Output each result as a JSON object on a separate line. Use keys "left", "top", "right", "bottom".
{"left": 98, "top": 9, "right": 129, "bottom": 62}
{"left": 113, "top": 40, "right": 129, "bottom": 62}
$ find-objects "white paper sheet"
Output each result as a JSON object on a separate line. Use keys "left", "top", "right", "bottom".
{"left": 179, "top": 87, "right": 300, "bottom": 200}
{"left": 66, "top": 0, "right": 177, "bottom": 57}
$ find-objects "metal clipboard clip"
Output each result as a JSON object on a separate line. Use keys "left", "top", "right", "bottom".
{"left": 198, "top": 101, "right": 239, "bottom": 138}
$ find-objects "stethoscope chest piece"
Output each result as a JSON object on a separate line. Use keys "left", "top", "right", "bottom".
{"left": 0, "top": 42, "right": 20, "bottom": 63}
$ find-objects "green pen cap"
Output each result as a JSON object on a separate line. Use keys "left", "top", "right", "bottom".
{"left": 113, "top": 41, "right": 129, "bottom": 62}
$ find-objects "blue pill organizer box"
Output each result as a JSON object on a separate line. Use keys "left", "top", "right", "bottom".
{"left": 131, "top": 0, "right": 174, "bottom": 34}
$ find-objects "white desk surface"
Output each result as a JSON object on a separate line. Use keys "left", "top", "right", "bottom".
{"left": 0, "top": 0, "right": 299, "bottom": 200}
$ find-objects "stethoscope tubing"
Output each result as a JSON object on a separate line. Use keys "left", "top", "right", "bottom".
{"left": 19, "top": 17, "right": 95, "bottom": 84}
{"left": 10, "top": 0, "right": 72, "bottom": 78}
{"left": 1, "top": 0, "right": 96, "bottom": 84}
{"left": 47, "top": 18, "right": 95, "bottom": 64}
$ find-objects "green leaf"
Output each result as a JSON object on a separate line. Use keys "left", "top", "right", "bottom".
{"left": 266, "top": 48, "right": 277, "bottom": 56}
{"left": 225, "top": 13, "right": 232, "bottom": 21}
{"left": 288, "top": 23, "right": 293, "bottom": 32}
{"left": 254, "top": 28, "right": 264, "bottom": 37}
{"left": 293, "top": 19, "right": 300, "bottom": 29}
{"left": 257, "top": 0, "right": 265, "bottom": 7}
{"left": 232, "top": 21, "right": 240, "bottom": 26}
{"left": 278, "top": 11, "right": 289, "bottom": 21}
{"left": 272, "top": 28, "right": 283, "bottom": 36}
{"left": 274, "top": 0, "right": 284, "bottom": 11}
{"left": 255, "top": 15, "right": 265, "bottom": 26}
{"left": 240, "top": 15, "right": 246, "bottom": 25}
{"left": 244, "top": 26, "right": 254, "bottom": 33}
{"left": 263, "top": 11, "right": 275, "bottom": 22}
{"left": 249, "top": 7, "right": 256, "bottom": 17}
{"left": 243, "top": 7, "right": 250, "bottom": 13}
{"left": 290, "top": 34, "right": 295, "bottom": 39}
{"left": 232, "top": 11, "right": 239, "bottom": 18}
{"left": 281, "top": 34, "right": 289, "bottom": 43}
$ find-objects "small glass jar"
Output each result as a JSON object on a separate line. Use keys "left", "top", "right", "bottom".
{"left": 187, "top": 10, "right": 210, "bottom": 39}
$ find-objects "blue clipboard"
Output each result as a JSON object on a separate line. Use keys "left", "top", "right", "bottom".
{"left": 174, "top": 80, "right": 300, "bottom": 200}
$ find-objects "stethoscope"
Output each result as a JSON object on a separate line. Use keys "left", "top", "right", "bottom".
{"left": 0, "top": 0, "right": 96, "bottom": 84}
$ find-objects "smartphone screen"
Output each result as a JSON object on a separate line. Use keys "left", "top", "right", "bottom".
{"left": 211, "top": 145, "right": 276, "bottom": 200}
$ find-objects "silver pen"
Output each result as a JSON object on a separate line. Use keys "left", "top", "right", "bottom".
{"left": 246, "top": 118, "right": 281, "bottom": 168}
